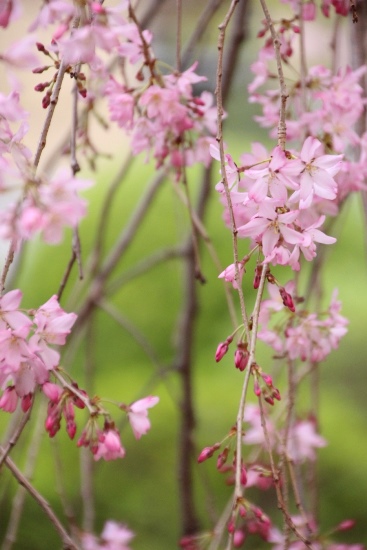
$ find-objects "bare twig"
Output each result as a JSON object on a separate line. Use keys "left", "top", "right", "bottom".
{"left": 182, "top": 0, "right": 224, "bottom": 67}
{"left": 176, "top": 0, "right": 182, "bottom": 72}
{"left": 259, "top": 0, "right": 288, "bottom": 150}
{"left": 2, "top": 453, "right": 79, "bottom": 550}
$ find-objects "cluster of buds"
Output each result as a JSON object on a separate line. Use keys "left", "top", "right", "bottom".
{"left": 227, "top": 498, "right": 272, "bottom": 546}
{"left": 78, "top": 419, "right": 125, "bottom": 461}
{"left": 33, "top": 42, "right": 87, "bottom": 108}
{"left": 43, "top": 381, "right": 87, "bottom": 439}
{"left": 252, "top": 365, "right": 281, "bottom": 406}
{"left": 215, "top": 333, "right": 250, "bottom": 373}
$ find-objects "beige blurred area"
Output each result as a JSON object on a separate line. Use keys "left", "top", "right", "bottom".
{"left": 0, "top": 1, "right": 131, "bottom": 177}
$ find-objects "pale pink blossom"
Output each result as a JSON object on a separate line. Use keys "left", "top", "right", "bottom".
{"left": 127, "top": 395, "right": 159, "bottom": 439}
{"left": 0, "top": 385, "right": 18, "bottom": 412}
{"left": 237, "top": 202, "right": 304, "bottom": 259}
{"left": 285, "top": 419, "right": 327, "bottom": 463}
{"left": 94, "top": 427, "right": 125, "bottom": 461}
{"left": 28, "top": 1, "right": 75, "bottom": 31}
{"left": 289, "top": 137, "right": 342, "bottom": 209}
{"left": 101, "top": 521, "right": 134, "bottom": 549}
{"left": 57, "top": 25, "right": 118, "bottom": 65}
{"left": 0, "top": 325, "right": 30, "bottom": 371}
{"left": 243, "top": 404, "right": 275, "bottom": 448}
{"left": 1, "top": 35, "right": 40, "bottom": 68}
{"left": 218, "top": 262, "right": 246, "bottom": 290}
{"left": 0, "top": 289, "right": 31, "bottom": 330}
{"left": 117, "top": 24, "right": 152, "bottom": 65}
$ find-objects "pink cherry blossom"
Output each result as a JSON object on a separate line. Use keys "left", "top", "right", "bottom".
{"left": 94, "top": 427, "right": 125, "bottom": 461}
{"left": 289, "top": 137, "right": 342, "bottom": 209}
{"left": 0, "top": 289, "right": 31, "bottom": 330}
{"left": 218, "top": 262, "right": 246, "bottom": 290}
{"left": 0, "top": 385, "right": 18, "bottom": 412}
{"left": 100, "top": 521, "right": 134, "bottom": 549}
{"left": 285, "top": 419, "right": 327, "bottom": 463}
{"left": 127, "top": 395, "right": 159, "bottom": 440}
{"left": 237, "top": 202, "right": 304, "bottom": 259}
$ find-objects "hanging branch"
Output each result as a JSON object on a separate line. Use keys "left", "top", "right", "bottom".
{"left": 259, "top": 0, "right": 288, "bottom": 150}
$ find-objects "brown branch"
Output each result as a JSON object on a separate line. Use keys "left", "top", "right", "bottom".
{"left": 176, "top": 0, "right": 182, "bottom": 72}
{"left": 181, "top": 0, "right": 224, "bottom": 67}
{"left": 2, "top": 454, "right": 79, "bottom": 550}
{"left": 259, "top": 0, "right": 288, "bottom": 150}
{"left": 258, "top": 397, "right": 314, "bottom": 549}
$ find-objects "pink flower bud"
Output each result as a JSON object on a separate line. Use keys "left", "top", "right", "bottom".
{"left": 21, "top": 393, "right": 33, "bottom": 412}
{"left": 66, "top": 420, "right": 77, "bottom": 440}
{"left": 227, "top": 517, "right": 235, "bottom": 534}
{"left": 233, "top": 529, "right": 245, "bottom": 547}
{"left": 234, "top": 345, "right": 249, "bottom": 371}
{"left": 239, "top": 504, "right": 247, "bottom": 518}
{"left": 215, "top": 337, "right": 232, "bottom": 362}
{"left": 272, "top": 388, "right": 281, "bottom": 401}
{"left": 336, "top": 519, "right": 356, "bottom": 531}
{"left": 42, "top": 91, "right": 51, "bottom": 109}
{"left": 32, "top": 66, "right": 50, "bottom": 74}
{"left": 261, "top": 373, "right": 273, "bottom": 386}
{"left": 279, "top": 287, "right": 295, "bottom": 312}
{"left": 264, "top": 395, "right": 274, "bottom": 406}
{"left": 253, "top": 380, "right": 261, "bottom": 397}
{"left": 240, "top": 465, "right": 247, "bottom": 486}
{"left": 217, "top": 447, "right": 229, "bottom": 470}
{"left": 43, "top": 382, "right": 62, "bottom": 403}
{"left": 35, "top": 82, "right": 49, "bottom": 92}
{"left": 198, "top": 443, "right": 220, "bottom": 463}
{"left": 36, "top": 42, "right": 47, "bottom": 52}
{"left": 253, "top": 265, "right": 263, "bottom": 289}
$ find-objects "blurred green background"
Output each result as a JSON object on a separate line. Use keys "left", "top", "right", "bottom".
{"left": 1, "top": 1, "right": 367, "bottom": 549}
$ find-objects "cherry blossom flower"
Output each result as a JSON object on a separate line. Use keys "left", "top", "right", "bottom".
{"left": 94, "top": 426, "right": 125, "bottom": 461}
{"left": 0, "top": 289, "right": 31, "bottom": 330}
{"left": 237, "top": 202, "right": 304, "bottom": 259}
{"left": 126, "top": 395, "right": 159, "bottom": 439}
{"left": 218, "top": 262, "right": 246, "bottom": 290}
{"left": 289, "top": 137, "right": 342, "bottom": 209}
{"left": 285, "top": 419, "right": 327, "bottom": 463}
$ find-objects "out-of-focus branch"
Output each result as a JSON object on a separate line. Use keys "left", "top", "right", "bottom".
{"left": 350, "top": 1, "right": 367, "bottom": 259}
{"left": 2, "top": 453, "right": 78, "bottom": 550}
{"left": 73, "top": 169, "right": 166, "bottom": 330}
{"left": 181, "top": 0, "right": 224, "bottom": 67}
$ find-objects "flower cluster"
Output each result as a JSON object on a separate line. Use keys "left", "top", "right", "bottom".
{"left": 258, "top": 285, "right": 348, "bottom": 362}
{"left": 212, "top": 136, "right": 342, "bottom": 271}
{"left": 197, "top": 407, "right": 362, "bottom": 548}
{"left": 0, "top": 291, "right": 76, "bottom": 412}
{"left": 105, "top": 62, "right": 217, "bottom": 174}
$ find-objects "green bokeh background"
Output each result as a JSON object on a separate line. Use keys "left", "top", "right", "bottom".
{"left": 1, "top": 2, "right": 367, "bottom": 549}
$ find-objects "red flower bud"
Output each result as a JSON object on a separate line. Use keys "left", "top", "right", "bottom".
{"left": 337, "top": 519, "right": 356, "bottom": 531}
{"left": 279, "top": 287, "right": 295, "bottom": 312}
{"left": 234, "top": 345, "right": 249, "bottom": 371}
{"left": 253, "top": 265, "right": 263, "bottom": 289}
{"left": 197, "top": 442, "right": 220, "bottom": 463}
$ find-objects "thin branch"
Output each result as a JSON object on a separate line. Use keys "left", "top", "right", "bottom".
{"left": 259, "top": 0, "right": 288, "bottom": 150}
{"left": 2, "top": 453, "right": 79, "bottom": 550}
{"left": 181, "top": 0, "right": 224, "bottom": 67}
{"left": 216, "top": 0, "right": 250, "bottom": 343}
{"left": 73, "top": 169, "right": 167, "bottom": 330}
{"left": 176, "top": 0, "right": 182, "bottom": 72}
{"left": 258, "top": 397, "right": 314, "bottom": 549}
